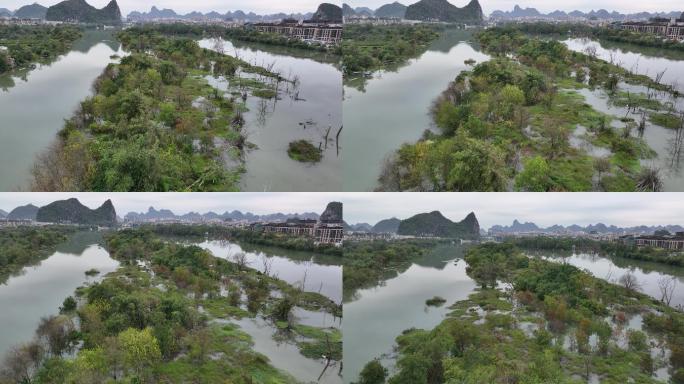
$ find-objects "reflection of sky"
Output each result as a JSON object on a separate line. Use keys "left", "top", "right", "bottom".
{"left": 344, "top": 0, "right": 683, "bottom": 15}
{"left": 1, "top": 0, "right": 326, "bottom": 14}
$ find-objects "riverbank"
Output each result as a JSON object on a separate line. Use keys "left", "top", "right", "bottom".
{"left": 341, "top": 24, "right": 442, "bottom": 76}
{"left": 30, "top": 27, "right": 285, "bottom": 192}
{"left": 0, "top": 228, "right": 341, "bottom": 383}
{"left": 378, "top": 27, "right": 683, "bottom": 192}
{"left": 0, "top": 226, "right": 75, "bottom": 284}
{"left": 379, "top": 243, "right": 684, "bottom": 383}
{"left": 0, "top": 25, "right": 82, "bottom": 75}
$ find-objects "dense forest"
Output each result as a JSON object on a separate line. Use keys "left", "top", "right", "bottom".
{"left": 361, "top": 242, "right": 684, "bottom": 383}
{"left": 378, "top": 27, "right": 681, "bottom": 192}
{"left": 0, "top": 25, "right": 82, "bottom": 75}
{"left": 0, "top": 228, "right": 340, "bottom": 383}
{"left": 0, "top": 226, "right": 75, "bottom": 285}
{"left": 31, "top": 27, "right": 285, "bottom": 192}
{"left": 341, "top": 24, "right": 441, "bottom": 75}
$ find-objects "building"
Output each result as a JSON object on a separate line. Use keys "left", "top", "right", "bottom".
{"left": 258, "top": 217, "right": 343, "bottom": 246}
{"left": 633, "top": 232, "right": 684, "bottom": 250}
{"left": 251, "top": 20, "right": 342, "bottom": 45}
{"left": 619, "top": 14, "right": 684, "bottom": 42}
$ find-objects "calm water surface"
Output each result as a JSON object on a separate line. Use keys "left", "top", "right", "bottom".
{"left": 343, "top": 245, "right": 476, "bottom": 382}
{"left": 343, "top": 30, "right": 490, "bottom": 191}
{"left": 0, "top": 232, "right": 118, "bottom": 357}
{"left": 200, "top": 39, "right": 342, "bottom": 192}
{"left": 0, "top": 30, "right": 123, "bottom": 191}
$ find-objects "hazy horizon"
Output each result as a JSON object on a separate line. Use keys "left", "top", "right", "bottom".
{"left": 345, "top": 0, "right": 683, "bottom": 15}
{"left": 1, "top": 0, "right": 328, "bottom": 15}
{"left": 344, "top": 193, "right": 684, "bottom": 230}
{"left": 0, "top": 193, "right": 343, "bottom": 217}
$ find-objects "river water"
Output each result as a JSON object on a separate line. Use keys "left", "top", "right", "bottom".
{"left": 0, "top": 231, "right": 118, "bottom": 358}
{"left": 343, "top": 30, "right": 490, "bottom": 191}
{"left": 343, "top": 244, "right": 476, "bottom": 383}
{"left": 0, "top": 30, "right": 124, "bottom": 191}
{"left": 200, "top": 38, "right": 342, "bottom": 192}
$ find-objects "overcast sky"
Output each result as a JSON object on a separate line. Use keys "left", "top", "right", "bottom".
{"left": 346, "top": 0, "right": 683, "bottom": 14}
{"left": 344, "top": 193, "right": 684, "bottom": 229}
{"left": 2, "top": 0, "right": 325, "bottom": 15}
{"left": 0, "top": 193, "right": 343, "bottom": 217}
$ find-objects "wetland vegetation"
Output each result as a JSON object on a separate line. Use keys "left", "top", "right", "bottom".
{"left": 377, "top": 27, "right": 684, "bottom": 192}
{"left": 368, "top": 242, "right": 684, "bottom": 383}
{"left": 0, "top": 227, "right": 341, "bottom": 383}
{"left": 0, "top": 25, "right": 82, "bottom": 75}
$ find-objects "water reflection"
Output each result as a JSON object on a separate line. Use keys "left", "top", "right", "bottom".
{"left": 343, "top": 30, "right": 490, "bottom": 191}
{"left": 0, "top": 232, "right": 118, "bottom": 357}
{"left": 343, "top": 245, "right": 476, "bottom": 382}
{"left": 0, "top": 30, "right": 124, "bottom": 191}
{"left": 199, "top": 38, "right": 342, "bottom": 192}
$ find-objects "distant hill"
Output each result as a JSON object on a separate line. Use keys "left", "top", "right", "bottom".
{"left": 127, "top": 6, "right": 313, "bottom": 22}
{"left": 124, "top": 207, "right": 319, "bottom": 223}
{"left": 489, "top": 5, "right": 683, "bottom": 21}
{"left": 14, "top": 3, "right": 47, "bottom": 18}
{"left": 372, "top": 217, "right": 401, "bottom": 233}
{"left": 46, "top": 0, "right": 121, "bottom": 24}
{"left": 405, "top": 0, "right": 483, "bottom": 23}
{"left": 7, "top": 204, "right": 40, "bottom": 221}
{"left": 312, "top": 2, "right": 342, "bottom": 23}
{"left": 375, "top": 2, "right": 407, "bottom": 18}
{"left": 398, "top": 211, "right": 480, "bottom": 239}
{"left": 350, "top": 223, "right": 373, "bottom": 232}
{"left": 342, "top": 3, "right": 356, "bottom": 17}
{"left": 0, "top": 8, "right": 14, "bottom": 17}
{"left": 0, "top": 209, "right": 8, "bottom": 218}
{"left": 36, "top": 198, "right": 117, "bottom": 226}
{"left": 489, "top": 220, "right": 684, "bottom": 235}
{"left": 319, "top": 202, "right": 343, "bottom": 223}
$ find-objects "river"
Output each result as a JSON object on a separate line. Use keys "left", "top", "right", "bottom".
{"left": 343, "top": 29, "right": 490, "bottom": 191}
{"left": 0, "top": 231, "right": 118, "bottom": 358}
{"left": 0, "top": 30, "right": 124, "bottom": 191}
{"left": 343, "top": 244, "right": 476, "bottom": 383}
{"left": 199, "top": 39, "right": 342, "bottom": 192}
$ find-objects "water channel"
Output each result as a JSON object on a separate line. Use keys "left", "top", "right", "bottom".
{"left": 200, "top": 38, "right": 342, "bottom": 192}
{"left": 0, "top": 30, "right": 124, "bottom": 191}
{"left": 0, "top": 231, "right": 118, "bottom": 358}
{"left": 342, "top": 29, "right": 490, "bottom": 191}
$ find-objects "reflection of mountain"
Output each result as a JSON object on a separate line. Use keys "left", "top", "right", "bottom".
{"left": 413, "top": 244, "right": 467, "bottom": 269}
{"left": 0, "top": 30, "right": 120, "bottom": 92}
{"left": 55, "top": 231, "right": 105, "bottom": 255}
{"left": 427, "top": 29, "right": 479, "bottom": 54}
{"left": 71, "top": 29, "right": 121, "bottom": 53}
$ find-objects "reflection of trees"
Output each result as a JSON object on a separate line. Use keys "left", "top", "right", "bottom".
{"left": 667, "top": 120, "right": 684, "bottom": 172}
{"left": 55, "top": 231, "right": 105, "bottom": 255}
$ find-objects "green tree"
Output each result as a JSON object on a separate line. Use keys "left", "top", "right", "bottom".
{"left": 359, "top": 360, "right": 387, "bottom": 384}
{"left": 117, "top": 327, "right": 161, "bottom": 376}
{"left": 515, "top": 156, "right": 552, "bottom": 192}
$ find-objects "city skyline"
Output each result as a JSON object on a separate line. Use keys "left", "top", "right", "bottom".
{"left": 344, "top": 0, "right": 683, "bottom": 15}
{"left": 344, "top": 193, "right": 684, "bottom": 229}
{"left": 0, "top": 193, "right": 343, "bottom": 217}
{"left": 1, "top": 0, "right": 327, "bottom": 15}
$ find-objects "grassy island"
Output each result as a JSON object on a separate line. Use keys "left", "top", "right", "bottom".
{"left": 363, "top": 242, "right": 684, "bottom": 384}
{"left": 0, "top": 25, "right": 82, "bottom": 75}
{"left": 378, "top": 27, "right": 682, "bottom": 192}
{"left": 287, "top": 140, "right": 322, "bottom": 163}
{"left": 0, "top": 228, "right": 340, "bottom": 383}
{"left": 30, "top": 27, "right": 287, "bottom": 192}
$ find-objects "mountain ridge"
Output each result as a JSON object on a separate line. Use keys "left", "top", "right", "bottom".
{"left": 36, "top": 198, "right": 117, "bottom": 226}
{"left": 397, "top": 211, "right": 480, "bottom": 239}
{"left": 46, "top": 0, "right": 122, "bottom": 24}
{"left": 405, "top": 0, "right": 483, "bottom": 23}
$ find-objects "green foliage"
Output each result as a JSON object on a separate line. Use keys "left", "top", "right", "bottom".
{"left": 358, "top": 360, "right": 388, "bottom": 384}
{"left": 515, "top": 156, "right": 552, "bottom": 191}
{"left": 0, "top": 25, "right": 82, "bottom": 75}
{"left": 341, "top": 24, "right": 441, "bottom": 75}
